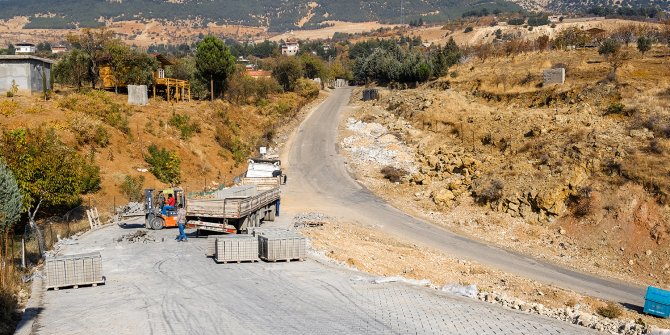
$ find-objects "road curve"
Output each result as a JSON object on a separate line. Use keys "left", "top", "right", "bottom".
{"left": 282, "top": 87, "right": 646, "bottom": 306}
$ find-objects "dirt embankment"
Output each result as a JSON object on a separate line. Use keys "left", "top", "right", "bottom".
{"left": 0, "top": 88, "right": 316, "bottom": 213}
{"left": 339, "top": 46, "right": 670, "bottom": 293}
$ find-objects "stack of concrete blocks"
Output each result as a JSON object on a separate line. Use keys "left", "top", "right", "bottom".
{"left": 206, "top": 235, "right": 217, "bottom": 257}
{"left": 214, "top": 235, "right": 259, "bottom": 263}
{"left": 543, "top": 68, "right": 565, "bottom": 85}
{"left": 45, "top": 252, "right": 104, "bottom": 290}
{"left": 257, "top": 230, "right": 306, "bottom": 262}
{"left": 127, "top": 85, "right": 148, "bottom": 106}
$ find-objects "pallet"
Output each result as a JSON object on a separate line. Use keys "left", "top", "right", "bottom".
{"left": 214, "top": 259, "right": 259, "bottom": 264}
{"left": 260, "top": 257, "right": 305, "bottom": 263}
{"left": 49, "top": 280, "right": 105, "bottom": 291}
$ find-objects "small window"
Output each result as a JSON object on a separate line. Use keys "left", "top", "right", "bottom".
{"left": 158, "top": 69, "right": 165, "bottom": 79}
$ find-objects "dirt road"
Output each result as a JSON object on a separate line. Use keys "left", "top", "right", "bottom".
{"left": 281, "top": 87, "right": 646, "bottom": 306}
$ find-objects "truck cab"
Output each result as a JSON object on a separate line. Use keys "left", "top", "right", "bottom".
{"left": 245, "top": 158, "right": 282, "bottom": 178}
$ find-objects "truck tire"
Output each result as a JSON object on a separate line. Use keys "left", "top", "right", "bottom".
{"left": 151, "top": 217, "right": 165, "bottom": 230}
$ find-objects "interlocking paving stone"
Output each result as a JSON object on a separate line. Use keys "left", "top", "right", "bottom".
{"left": 35, "top": 226, "right": 595, "bottom": 335}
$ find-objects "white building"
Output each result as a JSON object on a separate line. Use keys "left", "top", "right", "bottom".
{"left": 51, "top": 45, "right": 67, "bottom": 54}
{"left": 15, "top": 42, "right": 36, "bottom": 54}
{"left": 281, "top": 41, "right": 299, "bottom": 56}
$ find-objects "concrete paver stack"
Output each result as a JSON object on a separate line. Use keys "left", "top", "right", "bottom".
{"left": 214, "top": 235, "right": 259, "bottom": 263}
{"left": 45, "top": 252, "right": 104, "bottom": 290}
{"left": 256, "top": 230, "right": 306, "bottom": 262}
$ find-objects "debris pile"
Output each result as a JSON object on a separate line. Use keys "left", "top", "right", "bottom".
{"left": 293, "top": 212, "right": 331, "bottom": 227}
{"left": 118, "top": 230, "right": 156, "bottom": 243}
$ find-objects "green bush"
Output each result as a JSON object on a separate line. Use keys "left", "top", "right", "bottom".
{"left": 0, "top": 288, "right": 20, "bottom": 335}
{"left": 120, "top": 175, "right": 145, "bottom": 201}
{"left": 605, "top": 102, "right": 625, "bottom": 115}
{"left": 293, "top": 78, "right": 319, "bottom": 99}
{"left": 168, "top": 114, "right": 200, "bottom": 140}
{"left": 145, "top": 145, "right": 181, "bottom": 184}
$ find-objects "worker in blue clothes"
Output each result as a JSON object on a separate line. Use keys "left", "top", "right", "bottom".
{"left": 176, "top": 204, "right": 188, "bottom": 242}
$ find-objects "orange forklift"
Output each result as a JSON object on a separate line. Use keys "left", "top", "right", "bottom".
{"left": 144, "top": 188, "right": 185, "bottom": 230}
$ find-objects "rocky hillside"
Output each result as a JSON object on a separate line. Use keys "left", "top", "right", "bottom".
{"left": 342, "top": 44, "right": 670, "bottom": 288}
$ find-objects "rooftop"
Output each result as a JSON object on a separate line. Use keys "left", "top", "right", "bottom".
{"left": 0, "top": 55, "right": 55, "bottom": 64}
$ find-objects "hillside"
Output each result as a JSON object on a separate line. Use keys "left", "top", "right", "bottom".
{"left": 0, "top": 0, "right": 522, "bottom": 32}
{"left": 0, "top": 87, "right": 318, "bottom": 215}
{"left": 342, "top": 43, "right": 670, "bottom": 292}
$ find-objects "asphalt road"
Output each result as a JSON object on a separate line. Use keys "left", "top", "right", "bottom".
{"left": 282, "top": 87, "right": 646, "bottom": 306}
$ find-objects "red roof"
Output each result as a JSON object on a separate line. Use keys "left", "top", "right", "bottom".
{"left": 246, "top": 70, "right": 272, "bottom": 77}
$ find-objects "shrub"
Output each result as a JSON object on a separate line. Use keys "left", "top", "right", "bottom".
{"left": 69, "top": 115, "right": 110, "bottom": 148}
{"left": 168, "top": 114, "right": 200, "bottom": 140}
{"left": 477, "top": 180, "right": 504, "bottom": 204}
{"left": 508, "top": 18, "right": 525, "bottom": 25}
{"left": 380, "top": 166, "right": 408, "bottom": 183}
{"left": 605, "top": 102, "right": 625, "bottom": 115}
{"left": 214, "top": 126, "right": 248, "bottom": 163}
{"left": 0, "top": 101, "right": 18, "bottom": 116}
{"left": 120, "top": 175, "right": 145, "bottom": 201}
{"left": 648, "top": 139, "right": 664, "bottom": 154}
{"left": 145, "top": 145, "right": 181, "bottom": 184}
{"left": 58, "top": 91, "right": 132, "bottom": 134}
{"left": 596, "top": 302, "right": 623, "bottom": 319}
{"left": 0, "top": 288, "right": 20, "bottom": 335}
{"left": 463, "top": 26, "right": 474, "bottom": 33}
{"left": 293, "top": 78, "right": 319, "bottom": 99}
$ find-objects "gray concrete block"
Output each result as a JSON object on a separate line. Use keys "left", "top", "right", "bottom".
{"left": 128, "top": 85, "right": 148, "bottom": 105}
{"left": 543, "top": 68, "right": 565, "bottom": 85}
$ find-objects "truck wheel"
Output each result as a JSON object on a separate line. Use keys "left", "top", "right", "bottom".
{"left": 151, "top": 217, "right": 165, "bottom": 230}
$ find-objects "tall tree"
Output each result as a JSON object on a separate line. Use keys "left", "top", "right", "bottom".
{"left": 54, "top": 49, "right": 91, "bottom": 90}
{"left": 195, "top": 36, "right": 236, "bottom": 100}
{"left": 273, "top": 57, "right": 304, "bottom": 91}
{"left": 0, "top": 159, "right": 21, "bottom": 286}
{"left": 0, "top": 128, "right": 100, "bottom": 255}
{"left": 67, "top": 29, "right": 114, "bottom": 89}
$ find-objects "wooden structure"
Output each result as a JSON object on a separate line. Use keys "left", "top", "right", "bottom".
{"left": 99, "top": 53, "right": 190, "bottom": 102}
{"left": 152, "top": 53, "right": 190, "bottom": 102}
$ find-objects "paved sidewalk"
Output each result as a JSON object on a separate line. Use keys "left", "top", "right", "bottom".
{"left": 31, "top": 224, "right": 594, "bottom": 335}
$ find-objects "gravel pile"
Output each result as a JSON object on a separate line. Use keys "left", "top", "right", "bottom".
{"left": 341, "top": 118, "right": 417, "bottom": 173}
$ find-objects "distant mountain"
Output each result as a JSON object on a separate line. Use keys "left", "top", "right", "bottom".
{"left": 509, "top": 0, "right": 670, "bottom": 15}
{"left": 0, "top": 0, "right": 522, "bottom": 32}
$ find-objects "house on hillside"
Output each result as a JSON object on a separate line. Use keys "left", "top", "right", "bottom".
{"left": 99, "top": 53, "right": 190, "bottom": 102}
{"left": 0, "top": 55, "right": 54, "bottom": 94}
{"left": 15, "top": 42, "right": 36, "bottom": 54}
{"left": 281, "top": 41, "right": 299, "bottom": 56}
{"left": 51, "top": 45, "right": 68, "bottom": 54}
